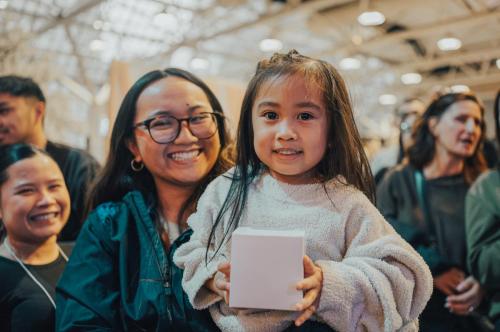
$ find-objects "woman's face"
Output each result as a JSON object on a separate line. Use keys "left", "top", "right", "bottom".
{"left": 128, "top": 76, "right": 221, "bottom": 189}
{"left": 431, "top": 100, "right": 482, "bottom": 159}
{"left": 0, "top": 154, "right": 70, "bottom": 243}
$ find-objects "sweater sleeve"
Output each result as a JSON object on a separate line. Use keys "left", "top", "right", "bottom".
{"left": 466, "top": 171, "right": 500, "bottom": 289}
{"left": 315, "top": 196, "right": 433, "bottom": 332}
{"left": 173, "top": 176, "right": 230, "bottom": 310}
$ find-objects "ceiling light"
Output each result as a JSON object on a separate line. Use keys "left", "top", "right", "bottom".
{"left": 339, "top": 57, "right": 361, "bottom": 70}
{"left": 400, "top": 73, "right": 422, "bottom": 85}
{"left": 437, "top": 37, "right": 462, "bottom": 51}
{"left": 93, "top": 20, "right": 103, "bottom": 30}
{"left": 154, "top": 12, "right": 178, "bottom": 30}
{"left": 259, "top": 38, "right": 283, "bottom": 52}
{"left": 0, "top": 1, "right": 8, "bottom": 9}
{"left": 190, "top": 58, "right": 210, "bottom": 70}
{"left": 357, "top": 11, "right": 385, "bottom": 26}
{"left": 379, "top": 94, "right": 397, "bottom": 105}
{"left": 496, "top": 59, "right": 500, "bottom": 69}
{"left": 89, "top": 39, "right": 105, "bottom": 52}
{"left": 450, "top": 85, "right": 470, "bottom": 93}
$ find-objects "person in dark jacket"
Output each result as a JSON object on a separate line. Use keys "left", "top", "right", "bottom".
{"left": 0, "top": 75, "right": 100, "bottom": 241}
{"left": 377, "top": 92, "right": 488, "bottom": 331}
{"left": 56, "top": 68, "right": 233, "bottom": 331}
{"left": 466, "top": 90, "right": 500, "bottom": 331}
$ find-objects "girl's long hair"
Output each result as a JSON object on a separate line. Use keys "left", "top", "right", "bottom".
{"left": 408, "top": 92, "right": 487, "bottom": 184}
{"left": 85, "top": 68, "right": 233, "bottom": 228}
{"left": 206, "top": 50, "right": 374, "bottom": 262}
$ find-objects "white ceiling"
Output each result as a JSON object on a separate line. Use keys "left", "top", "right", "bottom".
{"left": 1, "top": 0, "right": 499, "bottom": 143}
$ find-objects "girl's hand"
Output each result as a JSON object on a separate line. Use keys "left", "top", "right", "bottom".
{"left": 294, "top": 255, "right": 323, "bottom": 326}
{"left": 204, "top": 262, "right": 231, "bottom": 304}
{"left": 445, "top": 276, "right": 484, "bottom": 316}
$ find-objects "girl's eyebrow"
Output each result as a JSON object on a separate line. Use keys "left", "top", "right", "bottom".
{"left": 296, "top": 101, "right": 321, "bottom": 110}
{"left": 256, "top": 100, "right": 279, "bottom": 109}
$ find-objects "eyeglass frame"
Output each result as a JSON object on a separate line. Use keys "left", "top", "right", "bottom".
{"left": 132, "top": 111, "right": 224, "bottom": 144}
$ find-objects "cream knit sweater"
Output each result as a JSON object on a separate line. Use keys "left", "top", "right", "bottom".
{"left": 174, "top": 170, "right": 433, "bottom": 332}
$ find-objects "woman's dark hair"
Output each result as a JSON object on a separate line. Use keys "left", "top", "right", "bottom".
{"left": 206, "top": 50, "right": 374, "bottom": 261}
{"left": 408, "top": 92, "right": 487, "bottom": 184}
{"left": 0, "top": 144, "right": 50, "bottom": 239}
{"left": 86, "top": 68, "right": 233, "bottom": 225}
{"left": 495, "top": 90, "right": 500, "bottom": 169}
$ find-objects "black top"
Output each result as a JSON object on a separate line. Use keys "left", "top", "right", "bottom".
{"left": 0, "top": 254, "right": 67, "bottom": 332}
{"left": 45, "top": 141, "right": 100, "bottom": 241}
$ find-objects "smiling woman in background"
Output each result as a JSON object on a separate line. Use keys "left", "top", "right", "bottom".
{"left": 0, "top": 143, "right": 70, "bottom": 332}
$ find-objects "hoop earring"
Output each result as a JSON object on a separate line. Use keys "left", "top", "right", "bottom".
{"left": 130, "top": 159, "right": 144, "bottom": 172}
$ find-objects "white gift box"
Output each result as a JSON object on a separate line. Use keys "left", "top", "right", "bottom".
{"left": 229, "top": 227, "right": 305, "bottom": 311}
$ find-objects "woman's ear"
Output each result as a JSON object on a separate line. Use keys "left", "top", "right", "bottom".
{"left": 126, "top": 139, "right": 141, "bottom": 162}
{"left": 428, "top": 116, "right": 439, "bottom": 136}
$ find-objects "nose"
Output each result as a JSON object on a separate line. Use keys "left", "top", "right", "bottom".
{"left": 464, "top": 118, "right": 477, "bottom": 133}
{"left": 173, "top": 120, "right": 198, "bottom": 144}
{"left": 37, "top": 189, "right": 57, "bottom": 207}
{"left": 276, "top": 119, "right": 297, "bottom": 141}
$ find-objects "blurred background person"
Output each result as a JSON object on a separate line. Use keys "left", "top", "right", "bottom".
{"left": 372, "top": 98, "right": 426, "bottom": 185}
{"left": 466, "top": 90, "right": 500, "bottom": 332}
{"left": 376, "top": 92, "right": 488, "bottom": 331}
{"left": 0, "top": 75, "right": 100, "bottom": 241}
{"left": 0, "top": 143, "right": 70, "bottom": 331}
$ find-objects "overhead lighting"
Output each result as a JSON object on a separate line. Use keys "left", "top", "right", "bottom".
{"left": 0, "top": 1, "right": 8, "bottom": 9}
{"left": 153, "top": 12, "right": 178, "bottom": 29}
{"left": 437, "top": 37, "right": 462, "bottom": 51}
{"left": 379, "top": 94, "right": 397, "bottom": 105}
{"left": 401, "top": 73, "right": 422, "bottom": 85}
{"left": 357, "top": 11, "right": 385, "bottom": 26}
{"left": 89, "top": 39, "right": 105, "bottom": 52}
{"left": 450, "top": 84, "right": 470, "bottom": 93}
{"left": 190, "top": 58, "right": 210, "bottom": 70}
{"left": 93, "top": 20, "right": 104, "bottom": 30}
{"left": 339, "top": 57, "right": 361, "bottom": 70}
{"left": 496, "top": 59, "right": 500, "bottom": 69}
{"left": 259, "top": 38, "right": 283, "bottom": 52}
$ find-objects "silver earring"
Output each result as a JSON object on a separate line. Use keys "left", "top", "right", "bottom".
{"left": 130, "top": 159, "right": 144, "bottom": 172}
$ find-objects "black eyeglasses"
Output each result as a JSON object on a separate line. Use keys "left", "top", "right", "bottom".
{"left": 133, "top": 111, "right": 223, "bottom": 144}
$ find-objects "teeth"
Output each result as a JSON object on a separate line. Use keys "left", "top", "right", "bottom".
{"left": 31, "top": 212, "right": 57, "bottom": 222}
{"left": 171, "top": 150, "right": 199, "bottom": 160}
{"left": 276, "top": 149, "right": 300, "bottom": 155}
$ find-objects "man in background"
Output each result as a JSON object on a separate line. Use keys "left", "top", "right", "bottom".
{"left": 0, "top": 75, "right": 100, "bottom": 241}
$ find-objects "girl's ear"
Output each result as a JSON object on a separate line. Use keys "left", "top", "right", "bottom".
{"left": 428, "top": 116, "right": 439, "bottom": 136}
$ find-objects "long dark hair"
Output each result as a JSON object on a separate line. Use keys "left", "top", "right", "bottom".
{"left": 0, "top": 144, "right": 50, "bottom": 240}
{"left": 408, "top": 92, "right": 487, "bottom": 184}
{"left": 495, "top": 90, "right": 500, "bottom": 170}
{"left": 206, "top": 50, "right": 374, "bottom": 261}
{"left": 86, "top": 68, "right": 233, "bottom": 223}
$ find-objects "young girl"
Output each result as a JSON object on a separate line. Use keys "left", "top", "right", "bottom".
{"left": 174, "top": 50, "right": 433, "bottom": 332}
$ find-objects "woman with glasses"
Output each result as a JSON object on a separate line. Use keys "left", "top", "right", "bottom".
{"left": 377, "top": 92, "right": 488, "bottom": 331}
{"left": 56, "top": 68, "right": 233, "bottom": 331}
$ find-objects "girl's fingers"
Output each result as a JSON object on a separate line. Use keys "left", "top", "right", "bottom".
{"left": 217, "top": 262, "right": 231, "bottom": 280}
{"left": 294, "top": 304, "right": 316, "bottom": 326}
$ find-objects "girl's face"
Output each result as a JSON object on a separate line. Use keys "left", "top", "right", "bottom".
{"left": 0, "top": 154, "right": 70, "bottom": 243}
{"left": 252, "top": 74, "right": 328, "bottom": 184}
{"left": 129, "top": 76, "right": 221, "bottom": 190}
{"left": 430, "top": 99, "right": 482, "bottom": 159}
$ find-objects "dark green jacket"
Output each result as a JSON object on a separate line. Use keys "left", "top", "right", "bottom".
{"left": 466, "top": 169, "right": 500, "bottom": 322}
{"left": 56, "top": 191, "right": 218, "bottom": 331}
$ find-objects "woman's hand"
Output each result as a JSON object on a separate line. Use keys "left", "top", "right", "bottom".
{"left": 434, "top": 267, "right": 465, "bottom": 295}
{"left": 294, "top": 255, "right": 323, "bottom": 327}
{"left": 446, "top": 276, "right": 484, "bottom": 316}
{"left": 204, "top": 262, "right": 231, "bottom": 304}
